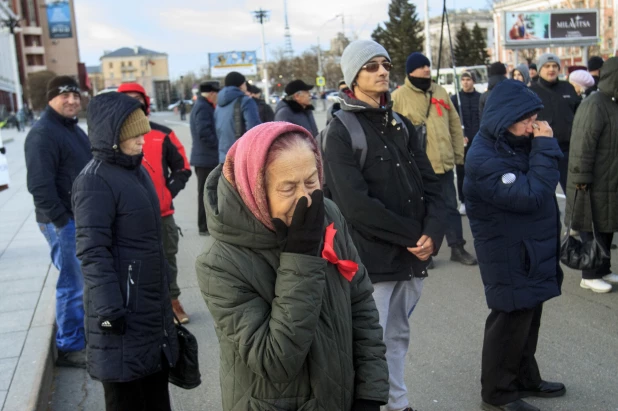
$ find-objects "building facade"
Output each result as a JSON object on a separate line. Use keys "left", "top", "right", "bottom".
{"left": 86, "top": 65, "right": 103, "bottom": 95}
{"left": 0, "top": 2, "right": 20, "bottom": 114}
{"left": 493, "top": 0, "right": 616, "bottom": 71}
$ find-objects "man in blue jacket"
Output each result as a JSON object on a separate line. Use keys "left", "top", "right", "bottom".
{"left": 190, "top": 81, "right": 220, "bottom": 235}
{"left": 24, "top": 76, "right": 92, "bottom": 368}
{"left": 464, "top": 80, "right": 565, "bottom": 411}
{"left": 214, "top": 72, "right": 261, "bottom": 163}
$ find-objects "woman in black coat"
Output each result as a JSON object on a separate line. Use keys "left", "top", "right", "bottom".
{"left": 72, "top": 92, "right": 178, "bottom": 411}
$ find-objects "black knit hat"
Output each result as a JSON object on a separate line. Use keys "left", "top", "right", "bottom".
{"left": 529, "top": 63, "right": 537, "bottom": 71}
{"left": 47, "top": 76, "right": 80, "bottom": 101}
{"left": 224, "top": 72, "right": 246, "bottom": 88}
{"left": 199, "top": 81, "right": 220, "bottom": 93}
{"left": 248, "top": 84, "right": 262, "bottom": 94}
{"left": 285, "top": 79, "right": 313, "bottom": 95}
{"left": 488, "top": 62, "right": 507, "bottom": 76}
{"left": 588, "top": 56, "right": 604, "bottom": 72}
{"left": 461, "top": 72, "right": 476, "bottom": 82}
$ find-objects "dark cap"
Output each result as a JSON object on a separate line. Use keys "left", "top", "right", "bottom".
{"left": 337, "top": 79, "right": 347, "bottom": 88}
{"left": 224, "top": 72, "right": 246, "bottom": 88}
{"left": 461, "top": 72, "right": 476, "bottom": 82}
{"left": 529, "top": 63, "right": 537, "bottom": 70}
{"left": 248, "top": 84, "right": 262, "bottom": 94}
{"left": 199, "top": 81, "right": 220, "bottom": 93}
{"left": 588, "top": 56, "right": 604, "bottom": 72}
{"left": 285, "top": 79, "right": 313, "bottom": 96}
{"left": 488, "top": 62, "right": 507, "bottom": 76}
{"left": 47, "top": 75, "right": 80, "bottom": 102}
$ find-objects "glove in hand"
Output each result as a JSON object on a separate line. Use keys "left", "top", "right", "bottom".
{"left": 272, "top": 190, "right": 325, "bottom": 256}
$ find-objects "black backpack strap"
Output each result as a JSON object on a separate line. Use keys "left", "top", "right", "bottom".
{"left": 334, "top": 110, "right": 367, "bottom": 169}
{"left": 233, "top": 97, "right": 246, "bottom": 139}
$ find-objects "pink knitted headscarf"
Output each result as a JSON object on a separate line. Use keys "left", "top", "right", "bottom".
{"left": 222, "top": 122, "right": 323, "bottom": 231}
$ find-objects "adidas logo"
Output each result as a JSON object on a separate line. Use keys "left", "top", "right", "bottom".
{"left": 101, "top": 320, "right": 112, "bottom": 328}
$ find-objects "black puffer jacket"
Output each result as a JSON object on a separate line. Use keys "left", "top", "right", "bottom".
{"left": 451, "top": 90, "right": 481, "bottom": 145}
{"left": 72, "top": 93, "right": 178, "bottom": 383}
{"left": 479, "top": 75, "right": 507, "bottom": 120}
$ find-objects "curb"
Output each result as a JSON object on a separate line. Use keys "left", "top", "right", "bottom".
{"left": 3, "top": 267, "right": 57, "bottom": 411}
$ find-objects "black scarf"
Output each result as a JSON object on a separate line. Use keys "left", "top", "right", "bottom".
{"left": 504, "top": 131, "right": 532, "bottom": 152}
{"left": 539, "top": 77, "right": 559, "bottom": 89}
{"left": 408, "top": 76, "right": 432, "bottom": 92}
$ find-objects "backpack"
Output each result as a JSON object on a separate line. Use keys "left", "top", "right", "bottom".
{"left": 233, "top": 97, "right": 246, "bottom": 139}
{"left": 316, "top": 109, "right": 409, "bottom": 169}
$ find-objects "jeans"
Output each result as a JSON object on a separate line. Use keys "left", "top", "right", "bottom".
{"left": 437, "top": 170, "right": 465, "bottom": 247}
{"left": 195, "top": 166, "right": 215, "bottom": 233}
{"left": 38, "top": 219, "right": 85, "bottom": 352}
{"left": 373, "top": 278, "right": 424, "bottom": 410}
{"left": 162, "top": 215, "right": 181, "bottom": 299}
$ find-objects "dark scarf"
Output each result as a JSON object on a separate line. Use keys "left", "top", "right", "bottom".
{"left": 408, "top": 76, "right": 432, "bottom": 92}
{"left": 539, "top": 77, "right": 559, "bottom": 89}
{"left": 284, "top": 99, "right": 314, "bottom": 113}
{"left": 504, "top": 131, "right": 532, "bottom": 152}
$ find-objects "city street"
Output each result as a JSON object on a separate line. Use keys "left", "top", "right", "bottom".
{"left": 47, "top": 109, "right": 618, "bottom": 411}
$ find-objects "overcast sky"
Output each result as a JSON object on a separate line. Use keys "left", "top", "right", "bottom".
{"left": 74, "top": 0, "right": 488, "bottom": 78}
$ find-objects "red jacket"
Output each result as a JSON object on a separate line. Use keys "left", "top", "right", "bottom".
{"left": 143, "top": 121, "right": 191, "bottom": 217}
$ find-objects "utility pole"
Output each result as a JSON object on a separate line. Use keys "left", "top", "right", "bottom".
{"left": 0, "top": 1, "right": 23, "bottom": 112}
{"left": 253, "top": 8, "right": 270, "bottom": 104}
{"left": 283, "top": 0, "right": 293, "bottom": 58}
{"left": 425, "top": 0, "right": 431, "bottom": 66}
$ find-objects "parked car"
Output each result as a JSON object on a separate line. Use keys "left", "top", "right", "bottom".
{"left": 269, "top": 94, "right": 281, "bottom": 105}
{"left": 167, "top": 100, "right": 193, "bottom": 111}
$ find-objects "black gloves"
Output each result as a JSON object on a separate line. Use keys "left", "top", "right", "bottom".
{"left": 167, "top": 178, "right": 184, "bottom": 198}
{"left": 98, "top": 316, "right": 126, "bottom": 335}
{"left": 351, "top": 399, "right": 382, "bottom": 411}
{"left": 272, "top": 190, "right": 325, "bottom": 256}
{"left": 0, "top": 147, "right": 5, "bottom": 154}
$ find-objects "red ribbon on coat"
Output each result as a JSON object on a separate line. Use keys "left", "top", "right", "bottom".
{"left": 431, "top": 98, "right": 450, "bottom": 117}
{"left": 321, "top": 223, "right": 359, "bottom": 282}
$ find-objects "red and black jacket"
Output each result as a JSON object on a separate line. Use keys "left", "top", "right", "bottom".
{"left": 142, "top": 121, "right": 191, "bottom": 217}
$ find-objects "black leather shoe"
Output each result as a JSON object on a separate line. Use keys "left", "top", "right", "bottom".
{"left": 451, "top": 245, "right": 478, "bottom": 265}
{"left": 520, "top": 380, "right": 566, "bottom": 398}
{"left": 482, "top": 399, "right": 540, "bottom": 411}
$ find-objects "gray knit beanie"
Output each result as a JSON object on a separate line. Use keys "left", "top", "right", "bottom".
{"left": 340, "top": 40, "right": 390, "bottom": 89}
{"left": 538, "top": 53, "right": 561, "bottom": 70}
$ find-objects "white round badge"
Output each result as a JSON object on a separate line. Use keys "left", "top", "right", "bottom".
{"left": 501, "top": 173, "right": 517, "bottom": 185}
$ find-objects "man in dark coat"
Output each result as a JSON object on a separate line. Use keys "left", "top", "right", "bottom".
{"left": 529, "top": 53, "right": 580, "bottom": 194}
{"left": 451, "top": 71, "right": 480, "bottom": 215}
{"left": 323, "top": 39, "right": 445, "bottom": 411}
{"left": 178, "top": 100, "right": 187, "bottom": 121}
{"left": 274, "top": 79, "right": 318, "bottom": 136}
{"left": 248, "top": 84, "right": 274, "bottom": 122}
{"left": 25, "top": 76, "right": 91, "bottom": 368}
{"left": 479, "top": 62, "right": 507, "bottom": 119}
{"left": 566, "top": 57, "right": 618, "bottom": 294}
{"left": 585, "top": 56, "right": 604, "bottom": 96}
{"left": 190, "top": 81, "right": 220, "bottom": 235}
{"left": 464, "top": 79, "right": 565, "bottom": 411}
{"left": 72, "top": 92, "right": 178, "bottom": 410}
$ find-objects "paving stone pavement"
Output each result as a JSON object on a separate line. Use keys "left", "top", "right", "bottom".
{"left": 15, "top": 109, "right": 616, "bottom": 411}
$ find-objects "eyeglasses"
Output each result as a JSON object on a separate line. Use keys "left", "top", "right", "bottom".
{"left": 361, "top": 62, "right": 393, "bottom": 73}
{"left": 518, "top": 117, "right": 536, "bottom": 127}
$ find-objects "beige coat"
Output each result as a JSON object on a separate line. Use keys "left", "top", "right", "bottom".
{"left": 392, "top": 78, "right": 464, "bottom": 174}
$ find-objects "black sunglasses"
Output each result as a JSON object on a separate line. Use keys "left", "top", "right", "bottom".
{"left": 361, "top": 62, "right": 393, "bottom": 73}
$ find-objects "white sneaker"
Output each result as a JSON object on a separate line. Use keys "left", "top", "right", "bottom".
{"left": 458, "top": 204, "right": 466, "bottom": 215}
{"left": 580, "top": 279, "right": 612, "bottom": 293}
{"left": 601, "top": 273, "right": 618, "bottom": 284}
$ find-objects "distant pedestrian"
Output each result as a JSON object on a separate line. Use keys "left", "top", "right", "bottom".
{"left": 326, "top": 79, "right": 348, "bottom": 125}
{"left": 393, "top": 51, "right": 477, "bottom": 266}
{"left": 190, "top": 81, "right": 220, "bottom": 236}
{"left": 72, "top": 92, "right": 178, "bottom": 411}
{"left": 451, "top": 71, "right": 481, "bottom": 215}
{"left": 585, "top": 56, "right": 604, "bottom": 96}
{"left": 530, "top": 53, "right": 580, "bottom": 194}
{"left": 465, "top": 79, "right": 566, "bottom": 411}
{"left": 480, "top": 62, "right": 507, "bottom": 118}
{"left": 196, "top": 121, "right": 388, "bottom": 411}
{"left": 15, "top": 108, "right": 26, "bottom": 132}
{"left": 511, "top": 63, "right": 531, "bottom": 86}
{"left": 118, "top": 83, "right": 193, "bottom": 323}
{"left": 274, "top": 79, "right": 318, "bottom": 136}
{"left": 214, "top": 71, "right": 261, "bottom": 164}
{"left": 178, "top": 100, "right": 187, "bottom": 121}
{"left": 24, "top": 75, "right": 90, "bottom": 368}
{"left": 529, "top": 63, "right": 538, "bottom": 82}
{"left": 567, "top": 57, "right": 618, "bottom": 294}
{"left": 248, "top": 84, "right": 274, "bottom": 122}
{"left": 568, "top": 70, "right": 595, "bottom": 97}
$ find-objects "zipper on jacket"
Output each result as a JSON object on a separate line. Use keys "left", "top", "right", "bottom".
{"left": 126, "top": 264, "right": 134, "bottom": 308}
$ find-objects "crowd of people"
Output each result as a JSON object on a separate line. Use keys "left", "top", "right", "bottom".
{"left": 19, "top": 36, "right": 617, "bottom": 411}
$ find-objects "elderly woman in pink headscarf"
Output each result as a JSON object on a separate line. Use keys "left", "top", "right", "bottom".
{"left": 196, "top": 122, "right": 388, "bottom": 411}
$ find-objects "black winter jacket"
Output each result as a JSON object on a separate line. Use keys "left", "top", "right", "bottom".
{"left": 25, "top": 106, "right": 92, "bottom": 227}
{"left": 274, "top": 100, "right": 319, "bottom": 136}
{"left": 190, "top": 95, "right": 218, "bottom": 168}
{"left": 253, "top": 97, "right": 275, "bottom": 123}
{"left": 451, "top": 90, "right": 481, "bottom": 146}
{"left": 479, "top": 75, "right": 507, "bottom": 120}
{"left": 529, "top": 78, "right": 580, "bottom": 152}
{"left": 323, "top": 92, "right": 445, "bottom": 282}
{"left": 72, "top": 93, "right": 178, "bottom": 383}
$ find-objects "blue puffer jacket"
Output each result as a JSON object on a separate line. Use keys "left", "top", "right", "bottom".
{"left": 214, "top": 86, "right": 261, "bottom": 163}
{"left": 189, "top": 95, "right": 218, "bottom": 168}
{"left": 463, "top": 80, "right": 564, "bottom": 313}
{"left": 72, "top": 93, "right": 178, "bottom": 382}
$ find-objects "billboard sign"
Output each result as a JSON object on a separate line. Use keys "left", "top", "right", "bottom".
{"left": 208, "top": 51, "right": 257, "bottom": 78}
{"left": 47, "top": 1, "right": 73, "bottom": 39}
{"left": 504, "top": 10, "right": 598, "bottom": 47}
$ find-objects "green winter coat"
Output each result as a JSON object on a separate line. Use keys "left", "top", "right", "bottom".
{"left": 195, "top": 166, "right": 389, "bottom": 411}
{"left": 566, "top": 57, "right": 618, "bottom": 233}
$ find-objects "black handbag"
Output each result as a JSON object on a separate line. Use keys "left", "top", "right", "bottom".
{"left": 168, "top": 314, "right": 202, "bottom": 389}
{"left": 414, "top": 91, "right": 433, "bottom": 151}
{"left": 560, "top": 188, "right": 609, "bottom": 270}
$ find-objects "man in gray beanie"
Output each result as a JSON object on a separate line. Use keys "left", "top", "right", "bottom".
{"left": 530, "top": 53, "right": 580, "bottom": 194}
{"left": 323, "top": 39, "right": 446, "bottom": 411}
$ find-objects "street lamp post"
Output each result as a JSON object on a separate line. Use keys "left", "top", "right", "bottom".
{"left": 317, "top": 14, "right": 343, "bottom": 95}
{"left": 253, "top": 9, "right": 270, "bottom": 105}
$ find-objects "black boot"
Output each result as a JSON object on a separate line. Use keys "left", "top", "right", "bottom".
{"left": 451, "top": 245, "right": 477, "bottom": 265}
{"left": 482, "top": 399, "right": 539, "bottom": 411}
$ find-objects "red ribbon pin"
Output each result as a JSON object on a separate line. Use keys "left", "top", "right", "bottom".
{"left": 321, "top": 223, "right": 359, "bottom": 282}
{"left": 431, "top": 97, "right": 451, "bottom": 117}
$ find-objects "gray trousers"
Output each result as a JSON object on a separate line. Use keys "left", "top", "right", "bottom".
{"left": 373, "top": 278, "right": 424, "bottom": 411}
{"left": 161, "top": 215, "right": 180, "bottom": 299}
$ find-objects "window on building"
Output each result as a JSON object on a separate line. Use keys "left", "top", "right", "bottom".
{"left": 110, "top": 73, "right": 114, "bottom": 79}
{"left": 141, "top": 71, "right": 145, "bottom": 77}
{"left": 609, "top": 39, "right": 613, "bottom": 50}
{"left": 121, "top": 62, "right": 125, "bottom": 67}
{"left": 109, "top": 62, "right": 113, "bottom": 69}
{"left": 128, "top": 61, "right": 133, "bottom": 67}
{"left": 609, "top": 17, "right": 613, "bottom": 28}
